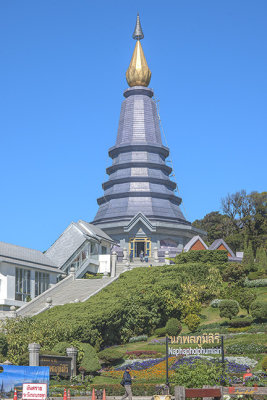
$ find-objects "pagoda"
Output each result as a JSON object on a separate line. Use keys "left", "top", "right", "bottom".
{"left": 93, "top": 15, "right": 203, "bottom": 259}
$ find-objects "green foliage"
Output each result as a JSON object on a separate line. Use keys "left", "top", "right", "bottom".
{"left": 248, "top": 270, "right": 267, "bottom": 279}
{"left": 0, "top": 333, "right": 8, "bottom": 356}
{"left": 219, "top": 300, "right": 239, "bottom": 320}
{"left": 97, "top": 348, "right": 124, "bottom": 364}
{"left": 173, "top": 359, "right": 229, "bottom": 387}
{"left": 165, "top": 318, "right": 182, "bottom": 336}
{"left": 84, "top": 273, "right": 104, "bottom": 279}
{"left": 236, "top": 289, "right": 256, "bottom": 314}
{"left": 79, "top": 342, "right": 100, "bottom": 373}
{"left": 129, "top": 335, "right": 148, "bottom": 343}
{"left": 2, "top": 317, "right": 67, "bottom": 364}
{"left": 250, "top": 301, "right": 267, "bottom": 321}
{"left": 228, "top": 317, "right": 253, "bottom": 328}
{"left": 192, "top": 212, "right": 232, "bottom": 245}
{"left": 222, "top": 263, "right": 246, "bottom": 284}
{"left": 262, "top": 355, "right": 267, "bottom": 371}
{"left": 183, "top": 313, "right": 201, "bottom": 332}
{"left": 91, "top": 383, "right": 168, "bottom": 396}
{"left": 226, "top": 343, "right": 267, "bottom": 354}
{"left": 255, "top": 247, "right": 267, "bottom": 270}
{"left": 242, "top": 241, "right": 256, "bottom": 272}
{"left": 154, "top": 327, "right": 166, "bottom": 337}
{"left": 175, "top": 250, "right": 228, "bottom": 265}
{"left": 244, "top": 278, "right": 267, "bottom": 287}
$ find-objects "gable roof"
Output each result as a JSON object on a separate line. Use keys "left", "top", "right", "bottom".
{"left": 123, "top": 212, "right": 156, "bottom": 233}
{"left": 0, "top": 241, "right": 57, "bottom": 270}
{"left": 184, "top": 235, "right": 208, "bottom": 252}
{"left": 45, "top": 221, "right": 114, "bottom": 268}
{"left": 208, "top": 239, "right": 235, "bottom": 257}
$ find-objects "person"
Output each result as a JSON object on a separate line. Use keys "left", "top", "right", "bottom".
{"left": 121, "top": 366, "right": 133, "bottom": 400}
{"left": 243, "top": 367, "right": 253, "bottom": 381}
{"left": 140, "top": 251, "right": 144, "bottom": 262}
{"left": 144, "top": 253, "right": 148, "bottom": 262}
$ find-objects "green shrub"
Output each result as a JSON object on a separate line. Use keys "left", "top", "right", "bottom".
{"left": 166, "top": 318, "right": 182, "bottom": 336}
{"left": 250, "top": 301, "right": 267, "bottom": 321}
{"left": 0, "top": 333, "right": 8, "bottom": 356}
{"left": 226, "top": 343, "right": 267, "bottom": 355}
{"left": 79, "top": 343, "right": 100, "bottom": 373}
{"left": 173, "top": 359, "right": 230, "bottom": 387}
{"left": 219, "top": 300, "right": 239, "bottom": 320}
{"left": 262, "top": 355, "right": 267, "bottom": 371}
{"left": 183, "top": 314, "right": 201, "bottom": 332}
{"left": 244, "top": 278, "right": 267, "bottom": 287}
{"left": 129, "top": 335, "right": 148, "bottom": 343}
{"left": 222, "top": 263, "right": 246, "bottom": 284}
{"left": 97, "top": 348, "right": 124, "bottom": 364}
{"left": 210, "top": 299, "right": 222, "bottom": 308}
{"left": 228, "top": 317, "right": 253, "bottom": 328}
{"left": 227, "top": 327, "right": 250, "bottom": 333}
{"left": 248, "top": 270, "right": 267, "bottom": 280}
{"left": 175, "top": 250, "right": 228, "bottom": 265}
{"left": 53, "top": 342, "right": 70, "bottom": 355}
{"left": 154, "top": 327, "right": 166, "bottom": 337}
{"left": 91, "top": 384, "right": 174, "bottom": 396}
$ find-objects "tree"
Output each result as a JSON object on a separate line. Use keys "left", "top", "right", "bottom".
{"left": 236, "top": 289, "right": 256, "bottom": 314}
{"left": 192, "top": 212, "right": 233, "bottom": 245}
{"left": 255, "top": 247, "right": 267, "bottom": 271}
{"left": 166, "top": 318, "right": 182, "bottom": 336}
{"left": 183, "top": 314, "right": 201, "bottom": 332}
{"left": 242, "top": 241, "right": 255, "bottom": 272}
{"left": 250, "top": 301, "right": 267, "bottom": 321}
{"left": 219, "top": 300, "right": 239, "bottom": 320}
{"left": 222, "top": 263, "right": 246, "bottom": 284}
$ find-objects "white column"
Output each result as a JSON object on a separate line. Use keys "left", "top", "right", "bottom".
{"left": 123, "top": 247, "right": 128, "bottom": 262}
{"left": 154, "top": 247, "right": 159, "bottom": 263}
{"left": 165, "top": 250, "right": 170, "bottom": 265}
{"left": 111, "top": 251, "right": 117, "bottom": 277}
{"left": 28, "top": 343, "right": 40, "bottom": 366}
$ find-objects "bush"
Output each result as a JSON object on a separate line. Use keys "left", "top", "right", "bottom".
{"left": 244, "top": 278, "right": 267, "bottom": 287}
{"left": 125, "top": 350, "right": 161, "bottom": 359}
{"left": 0, "top": 333, "right": 8, "bottom": 356}
{"left": 226, "top": 343, "right": 267, "bottom": 355}
{"left": 129, "top": 335, "right": 148, "bottom": 343}
{"left": 79, "top": 343, "right": 100, "bottom": 373}
{"left": 175, "top": 250, "right": 228, "bottom": 265}
{"left": 154, "top": 327, "right": 166, "bottom": 337}
{"left": 219, "top": 300, "right": 239, "bottom": 320}
{"left": 227, "top": 327, "right": 250, "bottom": 333}
{"left": 222, "top": 264, "right": 246, "bottom": 284}
{"left": 166, "top": 318, "right": 182, "bottom": 336}
{"left": 172, "top": 359, "right": 229, "bottom": 387}
{"left": 248, "top": 270, "right": 267, "bottom": 280}
{"left": 210, "top": 299, "right": 223, "bottom": 308}
{"left": 97, "top": 348, "right": 124, "bottom": 364}
{"left": 91, "top": 383, "right": 173, "bottom": 396}
{"left": 228, "top": 317, "right": 253, "bottom": 328}
{"left": 250, "top": 301, "right": 267, "bottom": 321}
{"left": 183, "top": 314, "right": 201, "bottom": 332}
{"left": 262, "top": 355, "right": 267, "bottom": 371}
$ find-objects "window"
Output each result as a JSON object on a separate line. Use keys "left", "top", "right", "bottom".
{"left": 35, "top": 272, "right": 49, "bottom": 297}
{"left": 101, "top": 246, "right": 107, "bottom": 255}
{"left": 15, "top": 268, "right": 31, "bottom": 301}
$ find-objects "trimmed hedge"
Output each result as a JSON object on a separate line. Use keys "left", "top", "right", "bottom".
{"left": 154, "top": 327, "right": 166, "bottom": 337}
{"left": 228, "top": 317, "right": 253, "bottom": 328}
{"left": 91, "top": 383, "right": 174, "bottom": 396}
{"left": 166, "top": 318, "right": 182, "bottom": 336}
{"left": 97, "top": 348, "right": 124, "bottom": 363}
{"left": 250, "top": 301, "right": 267, "bottom": 321}
{"left": 226, "top": 343, "right": 267, "bottom": 355}
{"left": 244, "top": 278, "right": 267, "bottom": 287}
{"left": 175, "top": 250, "right": 228, "bottom": 265}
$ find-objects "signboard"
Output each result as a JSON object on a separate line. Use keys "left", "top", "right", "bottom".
{"left": 39, "top": 355, "right": 71, "bottom": 377}
{"left": 22, "top": 383, "right": 47, "bottom": 400}
{"left": 169, "top": 333, "right": 222, "bottom": 356}
{"left": 0, "top": 365, "right": 49, "bottom": 398}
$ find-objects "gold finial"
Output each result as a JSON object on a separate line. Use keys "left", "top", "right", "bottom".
{"left": 126, "top": 15, "right": 151, "bottom": 87}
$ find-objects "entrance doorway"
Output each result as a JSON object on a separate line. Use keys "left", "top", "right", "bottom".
{"left": 129, "top": 237, "right": 151, "bottom": 258}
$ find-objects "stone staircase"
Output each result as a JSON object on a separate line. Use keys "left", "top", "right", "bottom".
{"left": 16, "top": 274, "right": 119, "bottom": 318}
{"left": 14, "top": 259, "right": 165, "bottom": 318}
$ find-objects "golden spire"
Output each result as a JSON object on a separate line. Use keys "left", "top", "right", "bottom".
{"left": 126, "top": 14, "right": 151, "bottom": 87}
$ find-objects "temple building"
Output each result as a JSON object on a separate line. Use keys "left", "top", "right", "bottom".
{"left": 93, "top": 15, "right": 203, "bottom": 259}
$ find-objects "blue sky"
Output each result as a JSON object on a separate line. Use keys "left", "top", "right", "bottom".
{"left": 0, "top": 0, "right": 266, "bottom": 251}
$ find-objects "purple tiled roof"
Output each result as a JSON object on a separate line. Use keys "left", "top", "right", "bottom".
{"left": 93, "top": 86, "right": 189, "bottom": 225}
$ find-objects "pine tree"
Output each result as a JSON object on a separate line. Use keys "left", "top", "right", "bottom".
{"left": 242, "top": 241, "right": 255, "bottom": 272}
{"left": 255, "top": 247, "right": 267, "bottom": 271}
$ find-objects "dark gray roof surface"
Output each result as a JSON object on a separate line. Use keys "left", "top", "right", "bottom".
{"left": 0, "top": 241, "right": 56, "bottom": 268}
{"left": 93, "top": 86, "right": 187, "bottom": 225}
